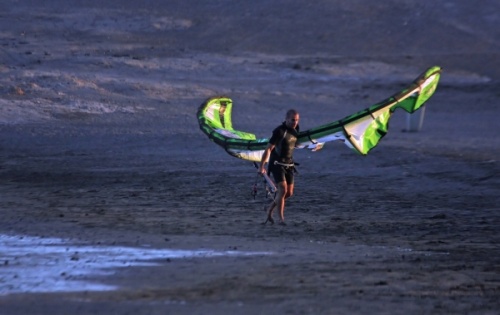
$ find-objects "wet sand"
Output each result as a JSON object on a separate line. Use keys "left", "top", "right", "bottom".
{"left": 1, "top": 1, "right": 499, "bottom": 314}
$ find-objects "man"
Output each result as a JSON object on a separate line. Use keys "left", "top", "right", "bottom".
{"left": 258, "top": 109, "right": 300, "bottom": 225}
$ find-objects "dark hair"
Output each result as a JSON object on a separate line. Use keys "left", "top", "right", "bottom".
{"left": 286, "top": 109, "right": 299, "bottom": 118}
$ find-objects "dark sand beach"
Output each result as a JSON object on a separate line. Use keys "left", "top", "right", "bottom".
{"left": 1, "top": 1, "right": 499, "bottom": 314}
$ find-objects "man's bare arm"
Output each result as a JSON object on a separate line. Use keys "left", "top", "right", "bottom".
{"left": 258, "top": 143, "right": 275, "bottom": 174}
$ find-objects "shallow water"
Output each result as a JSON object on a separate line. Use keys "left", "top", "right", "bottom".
{"left": 0, "top": 234, "right": 272, "bottom": 295}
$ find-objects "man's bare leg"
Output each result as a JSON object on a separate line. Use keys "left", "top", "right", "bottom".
{"left": 264, "top": 182, "right": 286, "bottom": 224}
{"left": 278, "top": 183, "right": 294, "bottom": 224}
{"left": 274, "top": 182, "right": 287, "bottom": 224}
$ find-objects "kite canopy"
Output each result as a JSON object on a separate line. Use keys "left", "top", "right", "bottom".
{"left": 197, "top": 66, "right": 441, "bottom": 162}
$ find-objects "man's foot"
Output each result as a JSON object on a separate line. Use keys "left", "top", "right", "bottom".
{"left": 262, "top": 216, "right": 274, "bottom": 225}
{"left": 278, "top": 221, "right": 287, "bottom": 226}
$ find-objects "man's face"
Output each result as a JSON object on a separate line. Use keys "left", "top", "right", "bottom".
{"left": 286, "top": 113, "right": 300, "bottom": 129}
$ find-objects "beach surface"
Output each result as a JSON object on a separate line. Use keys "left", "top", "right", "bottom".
{"left": 1, "top": 1, "right": 499, "bottom": 314}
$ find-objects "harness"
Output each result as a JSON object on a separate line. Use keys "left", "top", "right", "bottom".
{"left": 274, "top": 160, "right": 294, "bottom": 168}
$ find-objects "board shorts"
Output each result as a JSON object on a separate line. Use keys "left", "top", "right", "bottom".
{"left": 269, "top": 164, "right": 295, "bottom": 185}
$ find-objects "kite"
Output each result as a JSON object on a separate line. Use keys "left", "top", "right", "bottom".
{"left": 197, "top": 66, "right": 441, "bottom": 162}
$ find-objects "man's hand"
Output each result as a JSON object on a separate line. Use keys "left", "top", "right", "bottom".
{"left": 258, "top": 165, "right": 266, "bottom": 175}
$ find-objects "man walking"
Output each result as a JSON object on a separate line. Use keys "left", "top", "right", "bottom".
{"left": 258, "top": 109, "right": 300, "bottom": 225}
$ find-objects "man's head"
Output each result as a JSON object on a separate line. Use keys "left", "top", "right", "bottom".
{"left": 285, "top": 109, "right": 299, "bottom": 129}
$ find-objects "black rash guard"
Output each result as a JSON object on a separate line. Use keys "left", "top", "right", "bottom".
{"left": 268, "top": 122, "right": 299, "bottom": 169}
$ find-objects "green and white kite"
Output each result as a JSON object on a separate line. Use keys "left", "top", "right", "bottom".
{"left": 197, "top": 66, "right": 441, "bottom": 162}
